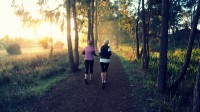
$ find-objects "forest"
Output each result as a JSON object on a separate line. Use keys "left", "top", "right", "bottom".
{"left": 0, "top": 0, "right": 200, "bottom": 112}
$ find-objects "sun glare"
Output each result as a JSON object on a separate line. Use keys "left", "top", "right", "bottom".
{"left": 0, "top": 0, "right": 75, "bottom": 44}
{"left": 36, "top": 22, "right": 65, "bottom": 41}
{"left": 0, "top": 0, "right": 22, "bottom": 38}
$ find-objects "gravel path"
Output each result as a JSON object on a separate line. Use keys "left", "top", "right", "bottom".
{"left": 21, "top": 54, "right": 135, "bottom": 112}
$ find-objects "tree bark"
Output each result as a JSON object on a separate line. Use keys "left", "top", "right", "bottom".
{"left": 95, "top": 0, "right": 98, "bottom": 50}
{"left": 49, "top": 38, "right": 53, "bottom": 59}
{"left": 169, "top": 0, "right": 200, "bottom": 93}
{"left": 136, "top": 0, "right": 141, "bottom": 59}
{"left": 91, "top": 0, "right": 95, "bottom": 45}
{"left": 193, "top": 62, "right": 200, "bottom": 112}
{"left": 72, "top": 0, "right": 79, "bottom": 71}
{"left": 191, "top": 2, "right": 197, "bottom": 28}
{"left": 66, "top": 0, "right": 75, "bottom": 72}
{"left": 146, "top": 0, "right": 152, "bottom": 67}
{"left": 142, "top": 0, "right": 148, "bottom": 69}
{"left": 87, "top": 0, "right": 91, "bottom": 40}
{"left": 157, "top": 0, "right": 169, "bottom": 93}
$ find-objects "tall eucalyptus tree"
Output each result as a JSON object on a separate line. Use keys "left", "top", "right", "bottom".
{"left": 193, "top": 62, "right": 200, "bottom": 112}
{"left": 95, "top": 0, "right": 98, "bottom": 50}
{"left": 135, "top": 0, "right": 141, "bottom": 59}
{"left": 157, "top": 0, "right": 169, "bottom": 93}
{"left": 169, "top": 0, "right": 200, "bottom": 93}
{"left": 72, "top": 0, "right": 79, "bottom": 70}
{"left": 66, "top": 0, "right": 75, "bottom": 72}
{"left": 91, "top": 0, "right": 95, "bottom": 43}
{"left": 87, "top": 0, "right": 91, "bottom": 40}
{"left": 142, "top": 0, "right": 148, "bottom": 69}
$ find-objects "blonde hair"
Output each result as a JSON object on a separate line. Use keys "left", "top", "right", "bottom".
{"left": 104, "top": 39, "right": 109, "bottom": 44}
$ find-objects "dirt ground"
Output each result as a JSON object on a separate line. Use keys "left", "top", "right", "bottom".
{"left": 20, "top": 54, "right": 135, "bottom": 112}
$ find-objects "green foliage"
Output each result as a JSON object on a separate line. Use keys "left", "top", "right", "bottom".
{"left": 6, "top": 43, "right": 21, "bottom": 55}
{"left": 116, "top": 47, "right": 162, "bottom": 112}
{"left": 150, "top": 39, "right": 160, "bottom": 52}
{"left": 0, "top": 71, "right": 11, "bottom": 85}
{"left": 0, "top": 51, "right": 71, "bottom": 111}
{"left": 115, "top": 45, "right": 198, "bottom": 112}
{"left": 39, "top": 66, "right": 60, "bottom": 79}
{"left": 148, "top": 48, "right": 199, "bottom": 111}
{"left": 149, "top": 48, "right": 199, "bottom": 81}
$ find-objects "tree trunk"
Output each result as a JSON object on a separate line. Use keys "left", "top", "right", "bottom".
{"left": 66, "top": 0, "right": 75, "bottom": 72}
{"left": 169, "top": 1, "right": 200, "bottom": 93}
{"left": 191, "top": 3, "right": 197, "bottom": 28}
{"left": 139, "top": 48, "right": 143, "bottom": 58}
{"left": 87, "top": 0, "right": 91, "bottom": 40}
{"left": 136, "top": 0, "right": 141, "bottom": 59}
{"left": 91, "top": 0, "right": 95, "bottom": 45}
{"left": 193, "top": 62, "right": 200, "bottom": 112}
{"left": 72, "top": 0, "right": 79, "bottom": 71}
{"left": 95, "top": 0, "right": 98, "bottom": 50}
{"left": 146, "top": 0, "right": 152, "bottom": 67}
{"left": 157, "top": 0, "right": 169, "bottom": 93}
{"left": 142, "top": 0, "right": 148, "bottom": 69}
{"left": 49, "top": 38, "right": 53, "bottom": 59}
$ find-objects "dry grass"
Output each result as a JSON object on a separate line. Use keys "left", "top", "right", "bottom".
{"left": 0, "top": 47, "right": 53, "bottom": 61}
{"left": 0, "top": 47, "right": 71, "bottom": 111}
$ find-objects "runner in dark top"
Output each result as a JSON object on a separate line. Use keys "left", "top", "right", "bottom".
{"left": 99, "top": 39, "right": 112, "bottom": 88}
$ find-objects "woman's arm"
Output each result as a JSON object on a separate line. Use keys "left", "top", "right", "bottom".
{"left": 108, "top": 47, "right": 112, "bottom": 56}
{"left": 108, "top": 51, "right": 112, "bottom": 56}
{"left": 92, "top": 51, "right": 98, "bottom": 56}
{"left": 82, "top": 50, "right": 85, "bottom": 55}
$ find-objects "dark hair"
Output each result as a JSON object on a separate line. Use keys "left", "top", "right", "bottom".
{"left": 88, "top": 40, "right": 93, "bottom": 45}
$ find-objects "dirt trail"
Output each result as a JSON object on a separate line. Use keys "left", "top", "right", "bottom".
{"left": 21, "top": 54, "right": 135, "bottom": 112}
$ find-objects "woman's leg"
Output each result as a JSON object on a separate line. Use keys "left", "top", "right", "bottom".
{"left": 89, "top": 61, "right": 94, "bottom": 80}
{"left": 104, "top": 63, "right": 110, "bottom": 83}
{"left": 100, "top": 62, "right": 105, "bottom": 83}
{"left": 101, "top": 72, "right": 106, "bottom": 89}
{"left": 101, "top": 72, "right": 104, "bottom": 83}
{"left": 84, "top": 60, "right": 89, "bottom": 84}
{"left": 100, "top": 62, "right": 106, "bottom": 88}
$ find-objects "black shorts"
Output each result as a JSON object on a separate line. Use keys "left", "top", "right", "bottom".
{"left": 84, "top": 60, "right": 94, "bottom": 74}
{"left": 100, "top": 62, "right": 109, "bottom": 72}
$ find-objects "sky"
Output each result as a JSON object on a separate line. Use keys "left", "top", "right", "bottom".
{"left": 0, "top": 0, "right": 22, "bottom": 38}
{"left": 1, "top": 0, "right": 197, "bottom": 41}
{"left": 0, "top": 0, "right": 66, "bottom": 42}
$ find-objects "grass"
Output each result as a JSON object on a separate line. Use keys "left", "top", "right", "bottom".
{"left": 0, "top": 47, "right": 78, "bottom": 111}
{"left": 0, "top": 74, "right": 68, "bottom": 112}
{"left": 0, "top": 73, "right": 66, "bottom": 101}
{"left": 0, "top": 46, "right": 50, "bottom": 61}
{"left": 114, "top": 45, "right": 199, "bottom": 112}
{"left": 115, "top": 46, "right": 163, "bottom": 111}
{"left": 149, "top": 48, "right": 199, "bottom": 86}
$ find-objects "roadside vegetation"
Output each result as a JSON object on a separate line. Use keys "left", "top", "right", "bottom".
{"left": 115, "top": 45, "right": 200, "bottom": 112}
{"left": 1, "top": 0, "right": 200, "bottom": 111}
{"left": 6, "top": 43, "right": 21, "bottom": 55}
{"left": 0, "top": 49, "right": 73, "bottom": 111}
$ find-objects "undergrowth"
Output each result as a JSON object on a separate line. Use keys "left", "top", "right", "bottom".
{"left": 0, "top": 51, "right": 75, "bottom": 111}
{"left": 114, "top": 45, "right": 198, "bottom": 112}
